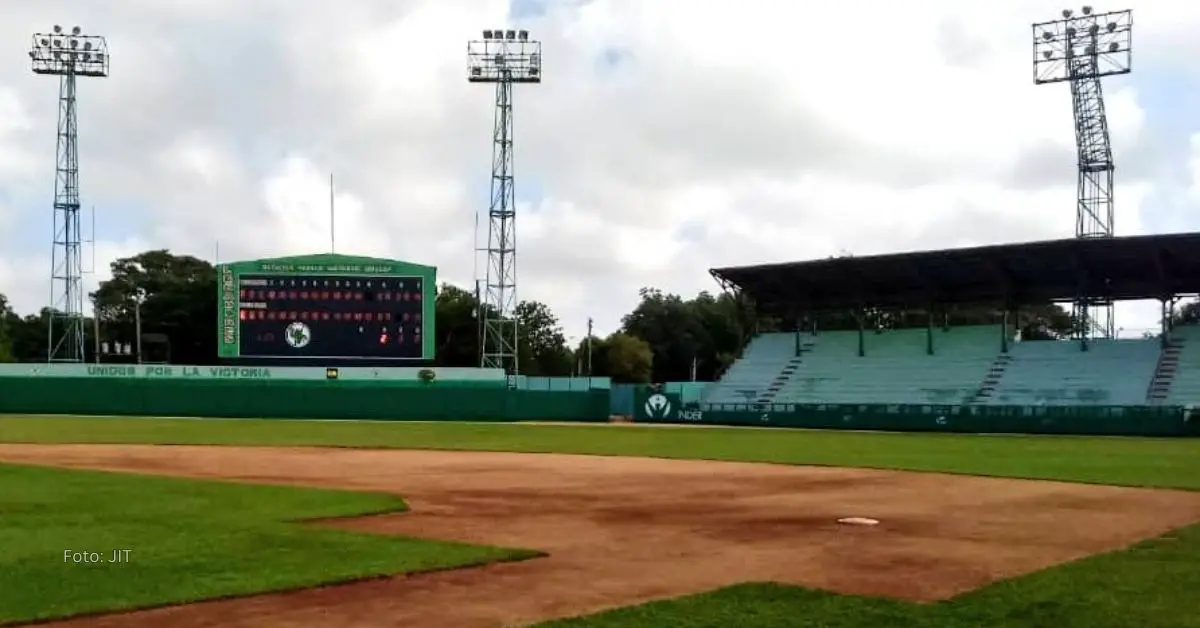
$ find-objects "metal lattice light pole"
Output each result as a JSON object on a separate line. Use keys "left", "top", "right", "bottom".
{"left": 1033, "top": 6, "right": 1132, "bottom": 341}
{"left": 467, "top": 29, "right": 541, "bottom": 373}
{"left": 29, "top": 25, "right": 109, "bottom": 362}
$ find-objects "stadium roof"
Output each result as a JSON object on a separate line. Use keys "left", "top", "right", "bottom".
{"left": 710, "top": 232, "right": 1200, "bottom": 314}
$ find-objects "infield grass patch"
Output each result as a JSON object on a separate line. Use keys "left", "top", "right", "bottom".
{"left": 2, "top": 415, "right": 1200, "bottom": 489}
{"left": 0, "top": 463, "right": 536, "bottom": 625}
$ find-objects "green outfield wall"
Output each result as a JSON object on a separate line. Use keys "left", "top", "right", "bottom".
{"left": 0, "top": 377, "right": 609, "bottom": 422}
{"left": 634, "top": 390, "right": 1200, "bottom": 437}
{"left": 0, "top": 364, "right": 507, "bottom": 383}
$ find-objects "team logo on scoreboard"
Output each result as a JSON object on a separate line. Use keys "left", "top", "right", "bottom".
{"left": 284, "top": 322, "right": 312, "bottom": 349}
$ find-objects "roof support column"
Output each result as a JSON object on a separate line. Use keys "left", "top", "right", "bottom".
{"left": 926, "top": 306, "right": 934, "bottom": 356}
{"left": 787, "top": 305, "right": 801, "bottom": 357}
{"left": 1076, "top": 269, "right": 1090, "bottom": 352}
{"left": 1160, "top": 298, "right": 1170, "bottom": 349}
{"left": 854, "top": 307, "right": 865, "bottom": 357}
{"left": 1001, "top": 308, "right": 1010, "bottom": 353}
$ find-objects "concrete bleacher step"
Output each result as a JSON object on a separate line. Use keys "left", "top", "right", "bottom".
{"left": 972, "top": 353, "right": 1013, "bottom": 402}
{"left": 755, "top": 357, "right": 806, "bottom": 406}
{"left": 1146, "top": 340, "right": 1185, "bottom": 404}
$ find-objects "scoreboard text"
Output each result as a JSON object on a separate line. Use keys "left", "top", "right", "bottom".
{"left": 236, "top": 274, "right": 424, "bottom": 360}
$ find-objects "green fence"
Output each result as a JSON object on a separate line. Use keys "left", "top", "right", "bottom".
{"left": 0, "top": 378, "right": 609, "bottom": 422}
{"left": 634, "top": 390, "right": 1200, "bottom": 437}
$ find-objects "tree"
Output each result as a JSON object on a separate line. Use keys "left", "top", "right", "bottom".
{"left": 687, "top": 291, "right": 745, "bottom": 377}
{"left": 621, "top": 288, "right": 747, "bottom": 382}
{"left": 0, "top": 306, "right": 103, "bottom": 363}
{"left": 91, "top": 250, "right": 217, "bottom": 365}
{"left": 0, "top": 294, "right": 14, "bottom": 362}
{"left": 1169, "top": 299, "right": 1200, "bottom": 328}
{"left": 514, "top": 300, "right": 573, "bottom": 376}
{"left": 603, "top": 333, "right": 653, "bottom": 383}
{"left": 434, "top": 283, "right": 482, "bottom": 367}
{"left": 571, "top": 335, "right": 604, "bottom": 377}
{"left": 1014, "top": 304, "right": 1075, "bottom": 340}
{"left": 434, "top": 287, "right": 572, "bottom": 375}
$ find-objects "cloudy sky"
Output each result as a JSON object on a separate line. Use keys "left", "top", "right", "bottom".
{"left": 2, "top": 0, "right": 1199, "bottom": 341}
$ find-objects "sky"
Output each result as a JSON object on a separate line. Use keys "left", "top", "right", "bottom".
{"left": 2, "top": 0, "right": 1200, "bottom": 343}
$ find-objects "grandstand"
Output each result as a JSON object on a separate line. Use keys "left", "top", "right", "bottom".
{"left": 705, "top": 233, "right": 1200, "bottom": 409}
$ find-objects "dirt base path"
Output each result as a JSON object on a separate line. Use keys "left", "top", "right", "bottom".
{"left": 3, "top": 444, "right": 1200, "bottom": 628}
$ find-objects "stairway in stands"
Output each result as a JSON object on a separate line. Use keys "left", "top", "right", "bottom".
{"left": 755, "top": 337, "right": 815, "bottom": 408}
{"left": 971, "top": 353, "right": 1013, "bottom": 403}
{"left": 1146, "top": 337, "right": 1184, "bottom": 404}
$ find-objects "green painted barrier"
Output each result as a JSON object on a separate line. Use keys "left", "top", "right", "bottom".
{"left": 0, "top": 363, "right": 508, "bottom": 383}
{"left": 634, "top": 389, "right": 1199, "bottom": 437}
{"left": 0, "top": 378, "right": 609, "bottom": 422}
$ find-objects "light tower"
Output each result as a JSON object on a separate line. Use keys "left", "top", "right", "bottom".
{"left": 467, "top": 29, "right": 541, "bottom": 373}
{"left": 1033, "top": 7, "right": 1132, "bottom": 341}
{"left": 29, "top": 25, "right": 110, "bottom": 362}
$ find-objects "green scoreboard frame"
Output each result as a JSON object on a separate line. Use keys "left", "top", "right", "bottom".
{"left": 216, "top": 253, "right": 436, "bottom": 362}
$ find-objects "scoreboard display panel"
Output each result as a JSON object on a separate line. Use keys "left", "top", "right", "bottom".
{"left": 217, "top": 254, "right": 436, "bottom": 362}
{"left": 238, "top": 274, "right": 423, "bottom": 359}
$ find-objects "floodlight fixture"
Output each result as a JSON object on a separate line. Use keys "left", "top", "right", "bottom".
{"left": 29, "top": 24, "right": 109, "bottom": 361}
{"left": 1032, "top": 7, "right": 1130, "bottom": 84}
{"left": 467, "top": 29, "right": 542, "bottom": 83}
{"left": 465, "top": 28, "right": 544, "bottom": 372}
{"left": 30, "top": 26, "right": 110, "bottom": 77}
{"left": 1030, "top": 7, "right": 1131, "bottom": 340}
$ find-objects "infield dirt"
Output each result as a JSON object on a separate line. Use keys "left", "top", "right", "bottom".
{"left": 2, "top": 443, "right": 1200, "bottom": 627}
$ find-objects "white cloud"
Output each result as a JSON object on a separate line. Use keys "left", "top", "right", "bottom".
{"left": 0, "top": 87, "right": 36, "bottom": 181}
{"left": 0, "top": 0, "right": 1196, "bottom": 342}
{"left": 1189, "top": 134, "right": 1200, "bottom": 202}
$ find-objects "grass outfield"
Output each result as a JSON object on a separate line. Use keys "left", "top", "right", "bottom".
{"left": 2, "top": 416, "right": 1200, "bottom": 627}
{"left": 2, "top": 415, "right": 1199, "bottom": 488}
{"left": 0, "top": 463, "right": 535, "bottom": 625}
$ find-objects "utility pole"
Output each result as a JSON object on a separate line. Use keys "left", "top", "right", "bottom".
{"left": 585, "top": 317, "right": 593, "bottom": 377}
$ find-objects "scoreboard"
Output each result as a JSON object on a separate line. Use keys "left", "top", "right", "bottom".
{"left": 217, "top": 254, "right": 436, "bottom": 363}
{"left": 237, "top": 274, "right": 424, "bottom": 359}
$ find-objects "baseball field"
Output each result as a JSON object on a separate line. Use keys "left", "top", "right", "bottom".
{"left": 1, "top": 416, "right": 1199, "bottom": 627}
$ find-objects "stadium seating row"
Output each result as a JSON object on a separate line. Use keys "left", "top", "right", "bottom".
{"left": 703, "top": 325, "right": 1200, "bottom": 407}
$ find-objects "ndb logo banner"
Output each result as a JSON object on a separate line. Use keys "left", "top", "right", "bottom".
{"left": 644, "top": 393, "right": 672, "bottom": 419}
{"left": 634, "top": 390, "right": 685, "bottom": 422}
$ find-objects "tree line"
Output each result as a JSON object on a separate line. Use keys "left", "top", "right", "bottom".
{"left": 0, "top": 250, "right": 1133, "bottom": 381}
